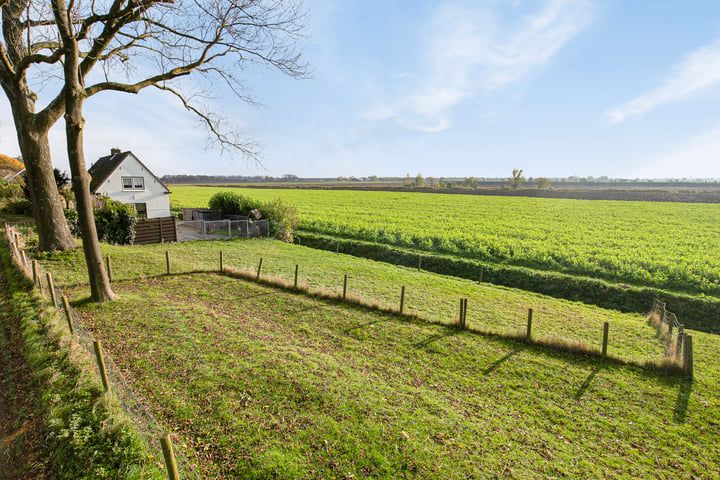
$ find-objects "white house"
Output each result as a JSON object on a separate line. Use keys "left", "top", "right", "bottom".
{"left": 88, "top": 149, "right": 171, "bottom": 219}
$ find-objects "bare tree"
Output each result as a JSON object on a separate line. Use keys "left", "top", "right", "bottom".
{"left": 509, "top": 168, "right": 525, "bottom": 189}
{"left": 3, "top": 0, "right": 307, "bottom": 301}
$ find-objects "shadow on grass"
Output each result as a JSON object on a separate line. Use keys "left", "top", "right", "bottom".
{"left": 484, "top": 348, "right": 523, "bottom": 375}
{"left": 413, "top": 329, "right": 458, "bottom": 348}
{"left": 674, "top": 379, "right": 693, "bottom": 423}
{"left": 574, "top": 367, "right": 600, "bottom": 400}
{"left": 344, "top": 317, "right": 393, "bottom": 333}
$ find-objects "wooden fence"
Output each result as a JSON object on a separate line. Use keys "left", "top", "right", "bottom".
{"left": 134, "top": 217, "right": 177, "bottom": 245}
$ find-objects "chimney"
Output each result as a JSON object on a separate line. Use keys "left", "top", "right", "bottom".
{"left": 110, "top": 148, "right": 121, "bottom": 155}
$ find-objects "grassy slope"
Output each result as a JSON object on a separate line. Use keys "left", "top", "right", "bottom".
{"left": 37, "top": 238, "right": 720, "bottom": 479}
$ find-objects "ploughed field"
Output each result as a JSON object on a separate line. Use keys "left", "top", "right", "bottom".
{"left": 169, "top": 186, "right": 720, "bottom": 298}
{"left": 40, "top": 239, "right": 720, "bottom": 479}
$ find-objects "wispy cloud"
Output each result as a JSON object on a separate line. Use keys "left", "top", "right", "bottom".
{"left": 607, "top": 37, "right": 720, "bottom": 124}
{"left": 631, "top": 125, "right": 720, "bottom": 178}
{"left": 367, "top": 0, "right": 596, "bottom": 132}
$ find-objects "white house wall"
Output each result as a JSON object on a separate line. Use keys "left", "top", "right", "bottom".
{"left": 94, "top": 154, "right": 171, "bottom": 218}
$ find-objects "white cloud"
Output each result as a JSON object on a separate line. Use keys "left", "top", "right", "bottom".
{"left": 607, "top": 37, "right": 720, "bottom": 124}
{"left": 367, "top": 0, "right": 596, "bottom": 132}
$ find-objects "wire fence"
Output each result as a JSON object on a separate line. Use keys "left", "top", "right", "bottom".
{"left": 176, "top": 219, "right": 269, "bottom": 242}
{"left": 650, "top": 298, "right": 689, "bottom": 362}
{"left": 3, "top": 223, "right": 201, "bottom": 479}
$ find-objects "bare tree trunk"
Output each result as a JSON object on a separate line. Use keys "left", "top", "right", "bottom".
{"left": 54, "top": 0, "right": 116, "bottom": 302}
{"left": 4, "top": 93, "right": 77, "bottom": 251}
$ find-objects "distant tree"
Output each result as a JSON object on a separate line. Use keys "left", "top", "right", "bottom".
{"left": 446, "top": 181, "right": 456, "bottom": 188}
{"left": 437, "top": 177, "right": 446, "bottom": 188}
{"left": 369, "top": 175, "right": 378, "bottom": 182}
{"left": 415, "top": 173, "right": 424, "bottom": 187}
{"left": 509, "top": 169, "right": 525, "bottom": 189}
{"left": 534, "top": 177, "right": 551, "bottom": 189}
{"left": 427, "top": 176, "right": 435, "bottom": 187}
{"left": 404, "top": 173, "right": 412, "bottom": 187}
{"left": 462, "top": 176, "right": 478, "bottom": 188}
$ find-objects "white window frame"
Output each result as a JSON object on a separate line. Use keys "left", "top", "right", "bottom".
{"left": 121, "top": 176, "right": 145, "bottom": 191}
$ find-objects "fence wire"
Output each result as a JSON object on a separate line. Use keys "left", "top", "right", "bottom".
{"left": 4, "top": 223, "right": 201, "bottom": 479}
{"left": 176, "top": 219, "right": 269, "bottom": 242}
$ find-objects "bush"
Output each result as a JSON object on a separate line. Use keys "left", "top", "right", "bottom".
{"left": 208, "top": 191, "right": 299, "bottom": 241}
{"left": 94, "top": 196, "right": 136, "bottom": 245}
{"left": 0, "top": 180, "right": 23, "bottom": 199}
{"left": 64, "top": 208, "right": 79, "bottom": 236}
{"left": 2, "top": 199, "right": 33, "bottom": 215}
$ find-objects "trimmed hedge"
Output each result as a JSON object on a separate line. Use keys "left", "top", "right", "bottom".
{"left": 295, "top": 231, "right": 720, "bottom": 333}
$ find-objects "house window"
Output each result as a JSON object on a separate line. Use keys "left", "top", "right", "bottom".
{"left": 134, "top": 203, "right": 147, "bottom": 219}
{"left": 122, "top": 176, "right": 145, "bottom": 190}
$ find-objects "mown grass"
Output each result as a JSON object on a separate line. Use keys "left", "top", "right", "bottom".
{"left": 35, "top": 237, "right": 720, "bottom": 478}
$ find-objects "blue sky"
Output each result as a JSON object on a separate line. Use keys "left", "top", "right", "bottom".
{"left": 3, "top": 0, "right": 720, "bottom": 179}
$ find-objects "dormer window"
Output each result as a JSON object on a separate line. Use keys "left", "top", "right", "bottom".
{"left": 122, "top": 176, "right": 145, "bottom": 191}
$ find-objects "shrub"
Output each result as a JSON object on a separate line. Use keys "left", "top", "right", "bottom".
{"left": 2, "top": 199, "right": 33, "bottom": 215}
{"left": 64, "top": 208, "right": 79, "bottom": 236}
{"left": 0, "top": 180, "right": 23, "bottom": 199}
{"left": 94, "top": 196, "right": 136, "bottom": 245}
{"left": 208, "top": 191, "right": 299, "bottom": 241}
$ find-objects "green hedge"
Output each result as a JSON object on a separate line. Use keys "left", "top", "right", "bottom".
{"left": 295, "top": 231, "right": 720, "bottom": 333}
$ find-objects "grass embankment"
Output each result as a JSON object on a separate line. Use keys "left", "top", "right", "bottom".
{"left": 0, "top": 233, "right": 163, "bottom": 479}
{"left": 38, "top": 238, "right": 720, "bottom": 478}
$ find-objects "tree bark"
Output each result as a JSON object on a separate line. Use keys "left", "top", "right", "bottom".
{"left": 53, "top": 0, "right": 116, "bottom": 302}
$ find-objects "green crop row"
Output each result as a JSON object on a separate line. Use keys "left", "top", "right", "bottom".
{"left": 169, "top": 186, "right": 720, "bottom": 297}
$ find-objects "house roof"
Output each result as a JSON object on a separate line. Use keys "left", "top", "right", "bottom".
{"left": 88, "top": 151, "right": 170, "bottom": 194}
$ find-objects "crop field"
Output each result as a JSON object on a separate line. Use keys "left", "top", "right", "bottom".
{"left": 36, "top": 239, "right": 720, "bottom": 479}
{"left": 169, "top": 186, "right": 720, "bottom": 298}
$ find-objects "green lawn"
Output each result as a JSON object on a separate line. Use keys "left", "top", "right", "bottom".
{"left": 35, "top": 238, "right": 720, "bottom": 479}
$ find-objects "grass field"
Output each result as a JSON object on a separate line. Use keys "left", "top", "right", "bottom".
{"left": 36, "top": 238, "right": 720, "bottom": 479}
{"left": 169, "top": 186, "right": 720, "bottom": 298}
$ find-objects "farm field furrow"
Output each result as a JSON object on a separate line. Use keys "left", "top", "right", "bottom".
{"left": 169, "top": 186, "right": 720, "bottom": 297}
{"left": 36, "top": 238, "right": 720, "bottom": 478}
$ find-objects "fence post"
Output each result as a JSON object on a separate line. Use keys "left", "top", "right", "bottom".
{"left": 256, "top": 258, "right": 263, "bottom": 280}
{"left": 418, "top": 256, "right": 422, "bottom": 271}
{"left": 676, "top": 326, "right": 685, "bottom": 359}
{"left": 62, "top": 296, "right": 74, "bottom": 334}
{"left": 21, "top": 250, "right": 28, "bottom": 268}
{"left": 463, "top": 298, "right": 468, "bottom": 329}
{"left": 294, "top": 264, "right": 299, "bottom": 289}
{"left": 31, "top": 259, "right": 38, "bottom": 288}
{"left": 106, "top": 255, "right": 113, "bottom": 282}
{"left": 399, "top": 286, "right": 405, "bottom": 314}
{"left": 668, "top": 318, "right": 673, "bottom": 336}
{"left": 160, "top": 433, "right": 181, "bottom": 480}
{"left": 227, "top": 219, "right": 231, "bottom": 239}
{"left": 336, "top": 242, "right": 339, "bottom": 254}
{"left": 601, "top": 322, "right": 610, "bottom": 357}
{"left": 526, "top": 308, "right": 533, "bottom": 340}
{"left": 342, "top": 274, "right": 348, "bottom": 300}
{"left": 478, "top": 266, "right": 484, "bottom": 283}
{"left": 165, "top": 251, "right": 170, "bottom": 275}
{"left": 93, "top": 341, "right": 111, "bottom": 392}
{"left": 46, "top": 272, "right": 57, "bottom": 308}
{"left": 458, "top": 299, "right": 464, "bottom": 328}
{"left": 683, "top": 335, "right": 693, "bottom": 379}
{"left": 220, "top": 251, "right": 224, "bottom": 272}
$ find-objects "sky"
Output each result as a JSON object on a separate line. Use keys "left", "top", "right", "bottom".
{"left": 3, "top": 0, "right": 720, "bottom": 179}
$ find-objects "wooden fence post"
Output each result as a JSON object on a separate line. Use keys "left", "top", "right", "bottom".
{"left": 46, "top": 272, "right": 57, "bottom": 308}
{"left": 343, "top": 274, "right": 348, "bottom": 300}
{"left": 478, "top": 266, "right": 484, "bottom": 283}
{"left": 61, "top": 296, "right": 74, "bottom": 334}
{"left": 219, "top": 251, "right": 224, "bottom": 272}
{"left": 294, "top": 264, "right": 299, "bottom": 289}
{"left": 93, "top": 341, "right": 111, "bottom": 392}
{"left": 165, "top": 251, "right": 170, "bottom": 275}
{"left": 418, "top": 256, "right": 422, "bottom": 271}
{"left": 463, "top": 298, "right": 468, "bottom": 329}
{"left": 399, "top": 286, "right": 405, "bottom": 314}
{"left": 256, "top": 258, "right": 263, "bottom": 280}
{"left": 526, "top": 308, "right": 533, "bottom": 340}
{"left": 601, "top": 322, "right": 610, "bottom": 357}
{"left": 683, "top": 335, "right": 693, "bottom": 379}
{"left": 32, "top": 260, "right": 40, "bottom": 290}
{"left": 676, "top": 327, "right": 685, "bottom": 360}
{"left": 160, "top": 433, "right": 181, "bottom": 480}
{"left": 105, "top": 255, "right": 113, "bottom": 282}
{"left": 21, "top": 250, "right": 27, "bottom": 268}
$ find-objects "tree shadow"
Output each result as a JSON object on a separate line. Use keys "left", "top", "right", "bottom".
{"left": 344, "top": 318, "right": 392, "bottom": 333}
{"left": 673, "top": 379, "right": 693, "bottom": 423}
{"left": 484, "top": 348, "right": 522, "bottom": 375}
{"left": 413, "top": 329, "right": 458, "bottom": 348}
{"left": 574, "top": 367, "right": 600, "bottom": 400}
